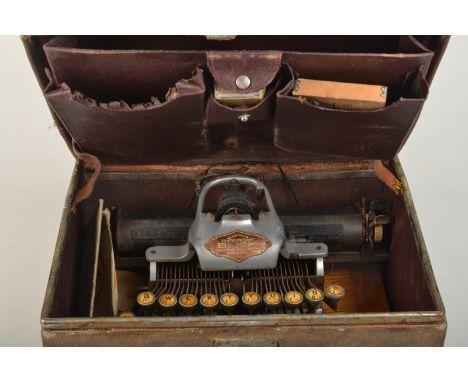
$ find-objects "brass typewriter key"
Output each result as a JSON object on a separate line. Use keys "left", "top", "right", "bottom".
{"left": 158, "top": 293, "right": 178, "bottom": 313}
{"left": 136, "top": 291, "right": 156, "bottom": 316}
{"left": 242, "top": 291, "right": 262, "bottom": 311}
{"left": 324, "top": 284, "right": 345, "bottom": 310}
{"left": 220, "top": 292, "right": 239, "bottom": 312}
{"left": 263, "top": 291, "right": 282, "bottom": 310}
{"left": 179, "top": 293, "right": 198, "bottom": 312}
{"left": 305, "top": 288, "right": 324, "bottom": 312}
{"left": 118, "top": 311, "right": 135, "bottom": 318}
{"left": 200, "top": 293, "right": 219, "bottom": 312}
{"left": 284, "top": 291, "right": 304, "bottom": 310}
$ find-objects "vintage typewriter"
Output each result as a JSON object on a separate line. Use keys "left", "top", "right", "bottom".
{"left": 113, "top": 171, "right": 390, "bottom": 318}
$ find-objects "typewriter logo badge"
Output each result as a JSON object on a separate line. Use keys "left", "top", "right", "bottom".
{"left": 205, "top": 230, "right": 272, "bottom": 262}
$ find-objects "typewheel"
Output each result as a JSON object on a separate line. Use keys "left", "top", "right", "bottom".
{"left": 215, "top": 187, "right": 258, "bottom": 221}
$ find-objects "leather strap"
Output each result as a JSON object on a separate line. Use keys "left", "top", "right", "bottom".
{"left": 373, "top": 160, "right": 403, "bottom": 195}
{"left": 70, "top": 141, "right": 102, "bottom": 213}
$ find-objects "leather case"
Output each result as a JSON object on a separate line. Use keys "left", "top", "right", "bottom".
{"left": 22, "top": 35, "right": 449, "bottom": 346}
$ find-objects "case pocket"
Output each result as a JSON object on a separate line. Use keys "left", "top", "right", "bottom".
{"left": 205, "top": 52, "right": 283, "bottom": 148}
{"left": 274, "top": 66, "right": 428, "bottom": 160}
{"left": 45, "top": 68, "right": 207, "bottom": 164}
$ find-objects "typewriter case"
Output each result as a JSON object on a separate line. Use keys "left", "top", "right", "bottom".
{"left": 23, "top": 36, "right": 449, "bottom": 346}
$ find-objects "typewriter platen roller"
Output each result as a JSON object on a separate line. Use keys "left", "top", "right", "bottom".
{"left": 115, "top": 175, "right": 390, "bottom": 316}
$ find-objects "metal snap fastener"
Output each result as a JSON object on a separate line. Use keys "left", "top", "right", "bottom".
{"left": 238, "top": 114, "right": 250, "bottom": 123}
{"left": 236, "top": 75, "right": 251, "bottom": 90}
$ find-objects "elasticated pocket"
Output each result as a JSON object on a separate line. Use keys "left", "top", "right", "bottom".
{"left": 274, "top": 66, "right": 429, "bottom": 160}
{"left": 45, "top": 68, "right": 207, "bottom": 164}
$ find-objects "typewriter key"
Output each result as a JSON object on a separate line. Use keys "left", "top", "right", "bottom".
{"left": 305, "top": 288, "right": 324, "bottom": 312}
{"left": 220, "top": 292, "right": 239, "bottom": 312}
{"left": 200, "top": 293, "right": 219, "bottom": 311}
{"left": 284, "top": 291, "right": 304, "bottom": 310}
{"left": 179, "top": 294, "right": 198, "bottom": 312}
{"left": 263, "top": 291, "right": 282, "bottom": 310}
{"left": 242, "top": 291, "right": 262, "bottom": 311}
{"left": 158, "top": 293, "right": 178, "bottom": 312}
{"left": 118, "top": 311, "right": 135, "bottom": 318}
{"left": 136, "top": 291, "right": 156, "bottom": 315}
{"left": 324, "top": 284, "right": 345, "bottom": 310}
{"left": 305, "top": 288, "right": 324, "bottom": 305}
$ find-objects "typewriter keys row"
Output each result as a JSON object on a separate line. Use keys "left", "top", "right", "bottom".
{"left": 126, "top": 288, "right": 344, "bottom": 317}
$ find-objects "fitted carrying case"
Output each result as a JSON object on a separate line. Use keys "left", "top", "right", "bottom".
{"left": 23, "top": 35, "right": 449, "bottom": 346}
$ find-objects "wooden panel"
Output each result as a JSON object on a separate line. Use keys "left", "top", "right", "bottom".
{"left": 323, "top": 264, "right": 389, "bottom": 313}
{"left": 42, "top": 321, "right": 446, "bottom": 346}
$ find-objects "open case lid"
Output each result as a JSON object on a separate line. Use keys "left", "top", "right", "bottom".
{"left": 22, "top": 35, "right": 449, "bottom": 168}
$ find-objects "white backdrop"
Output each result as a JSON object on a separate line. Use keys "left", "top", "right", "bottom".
{"left": 0, "top": 35, "right": 466, "bottom": 346}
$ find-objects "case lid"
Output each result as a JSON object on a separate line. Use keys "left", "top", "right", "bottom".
{"left": 22, "top": 35, "right": 449, "bottom": 167}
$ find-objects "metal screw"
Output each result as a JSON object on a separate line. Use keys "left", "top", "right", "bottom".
{"left": 238, "top": 114, "right": 250, "bottom": 123}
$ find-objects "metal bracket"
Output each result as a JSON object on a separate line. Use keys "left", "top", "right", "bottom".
{"left": 280, "top": 241, "right": 328, "bottom": 260}
{"left": 280, "top": 241, "right": 327, "bottom": 278}
{"left": 145, "top": 244, "right": 195, "bottom": 282}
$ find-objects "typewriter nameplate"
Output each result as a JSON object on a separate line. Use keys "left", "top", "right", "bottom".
{"left": 204, "top": 230, "right": 272, "bottom": 262}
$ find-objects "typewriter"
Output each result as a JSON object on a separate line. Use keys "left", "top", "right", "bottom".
{"left": 114, "top": 172, "right": 390, "bottom": 317}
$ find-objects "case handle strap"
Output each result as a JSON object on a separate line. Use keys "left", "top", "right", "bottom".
{"left": 70, "top": 141, "right": 102, "bottom": 214}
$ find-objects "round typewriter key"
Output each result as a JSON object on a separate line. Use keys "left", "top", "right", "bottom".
{"left": 263, "top": 291, "right": 282, "bottom": 309}
{"left": 200, "top": 293, "right": 219, "bottom": 311}
{"left": 305, "top": 288, "right": 324, "bottom": 305}
{"left": 325, "top": 285, "right": 345, "bottom": 300}
{"left": 136, "top": 291, "right": 156, "bottom": 307}
{"left": 284, "top": 291, "right": 304, "bottom": 310}
{"left": 242, "top": 291, "right": 261, "bottom": 311}
{"left": 179, "top": 293, "right": 198, "bottom": 311}
{"left": 158, "top": 293, "right": 178, "bottom": 311}
{"left": 118, "top": 311, "right": 135, "bottom": 318}
{"left": 324, "top": 284, "right": 345, "bottom": 310}
{"left": 136, "top": 291, "right": 156, "bottom": 315}
{"left": 220, "top": 292, "right": 239, "bottom": 312}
